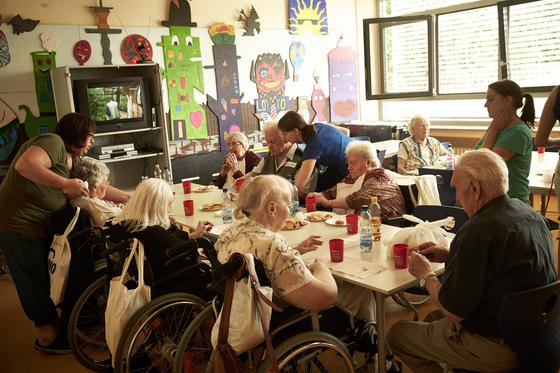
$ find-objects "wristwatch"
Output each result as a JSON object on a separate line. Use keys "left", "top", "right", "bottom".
{"left": 419, "top": 271, "right": 437, "bottom": 288}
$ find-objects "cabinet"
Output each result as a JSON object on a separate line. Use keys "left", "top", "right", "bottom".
{"left": 51, "top": 64, "right": 171, "bottom": 189}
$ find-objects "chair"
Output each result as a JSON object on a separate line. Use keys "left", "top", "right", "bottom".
{"left": 413, "top": 205, "right": 468, "bottom": 234}
{"left": 497, "top": 280, "right": 560, "bottom": 373}
{"left": 418, "top": 167, "right": 456, "bottom": 206}
{"left": 377, "top": 149, "right": 386, "bottom": 168}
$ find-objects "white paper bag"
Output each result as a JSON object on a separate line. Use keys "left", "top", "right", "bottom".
{"left": 105, "top": 239, "right": 151, "bottom": 366}
{"left": 48, "top": 207, "right": 81, "bottom": 306}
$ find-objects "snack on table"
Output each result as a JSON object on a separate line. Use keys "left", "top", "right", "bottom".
{"left": 282, "top": 218, "right": 309, "bottom": 230}
{"left": 195, "top": 185, "right": 217, "bottom": 193}
{"left": 305, "top": 211, "right": 334, "bottom": 222}
{"left": 335, "top": 219, "right": 345, "bottom": 225}
{"left": 201, "top": 202, "right": 223, "bottom": 211}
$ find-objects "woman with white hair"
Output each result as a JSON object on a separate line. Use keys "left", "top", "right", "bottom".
{"left": 309, "top": 141, "right": 405, "bottom": 218}
{"left": 215, "top": 175, "right": 337, "bottom": 310}
{"left": 215, "top": 131, "right": 262, "bottom": 189}
{"left": 71, "top": 156, "right": 122, "bottom": 226}
{"left": 397, "top": 114, "right": 449, "bottom": 175}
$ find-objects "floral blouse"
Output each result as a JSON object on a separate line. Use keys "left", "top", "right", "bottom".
{"left": 215, "top": 217, "right": 314, "bottom": 297}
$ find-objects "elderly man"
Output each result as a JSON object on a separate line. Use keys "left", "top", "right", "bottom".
{"left": 387, "top": 148, "right": 557, "bottom": 373}
{"left": 246, "top": 121, "right": 317, "bottom": 194}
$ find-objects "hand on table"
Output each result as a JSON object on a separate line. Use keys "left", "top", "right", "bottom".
{"left": 190, "top": 220, "right": 214, "bottom": 238}
{"left": 415, "top": 241, "right": 449, "bottom": 263}
{"left": 296, "top": 235, "right": 323, "bottom": 254}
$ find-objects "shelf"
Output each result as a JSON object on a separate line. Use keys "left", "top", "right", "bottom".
{"left": 94, "top": 126, "right": 162, "bottom": 137}
{"left": 99, "top": 152, "right": 164, "bottom": 164}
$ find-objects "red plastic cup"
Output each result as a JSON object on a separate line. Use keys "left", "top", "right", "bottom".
{"left": 329, "top": 238, "right": 344, "bottom": 263}
{"left": 183, "top": 199, "right": 194, "bottom": 216}
{"left": 182, "top": 180, "right": 192, "bottom": 194}
{"left": 393, "top": 243, "right": 410, "bottom": 269}
{"left": 345, "top": 214, "right": 358, "bottom": 234}
{"left": 306, "top": 195, "right": 317, "bottom": 212}
{"left": 538, "top": 146, "right": 545, "bottom": 154}
{"left": 235, "top": 178, "right": 245, "bottom": 191}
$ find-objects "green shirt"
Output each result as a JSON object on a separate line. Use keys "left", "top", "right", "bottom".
{"left": 475, "top": 122, "right": 532, "bottom": 204}
{"left": 0, "top": 133, "right": 73, "bottom": 238}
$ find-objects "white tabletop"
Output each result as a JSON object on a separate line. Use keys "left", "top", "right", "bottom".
{"left": 373, "top": 139, "right": 400, "bottom": 158}
{"left": 529, "top": 150, "right": 558, "bottom": 195}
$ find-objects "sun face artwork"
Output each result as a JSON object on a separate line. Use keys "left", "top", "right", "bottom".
{"left": 289, "top": 0, "right": 328, "bottom": 35}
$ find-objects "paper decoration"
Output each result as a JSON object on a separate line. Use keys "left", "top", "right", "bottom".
{"left": 297, "top": 97, "right": 312, "bottom": 124}
{"left": 8, "top": 14, "right": 39, "bottom": 35}
{"left": 160, "top": 26, "right": 207, "bottom": 140}
{"left": 162, "top": 0, "right": 197, "bottom": 27}
{"left": 328, "top": 45, "right": 358, "bottom": 122}
{"left": 237, "top": 6, "right": 260, "bottom": 36}
{"left": 20, "top": 104, "right": 57, "bottom": 139}
{"left": 30, "top": 51, "right": 58, "bottom": 136}
{"left": 0, "top": 30, "right": 10, "bottom": 67}
{"left": 0, "top": 99, "right": 22, "bottom": 162}
{"left": 289, "top": 0, "right": 328, "bottom": 35}
{"left": 251, "top": 53, "right": 290, "bottom": 122}
{"left": 73, "top": 40, "right": 92, "bottom": 65}
{"left": 84, "top": 1, "right": 122, "bottom": 65}
{"left": 206, "top": 23, "right": 243, "bottom": 153}
{"left": 121, "top": 34, "right": 153, "bottom": 64}
{"left": 289, "top": 41, "right": 306, "bottom": 82}
{"left": 39, "top": 33, "right": 60, "bottom": 53}
{"left": 311, "top": 73, "right": 327, "bottom": 123}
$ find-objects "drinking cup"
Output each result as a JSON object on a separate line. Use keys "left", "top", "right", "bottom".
{"left": 235, "top": 178, "right": 245, "bottom": 191}
{"left": 183, "top": 199, "right": 194, "bottom": 216}
{"left": 329, "top": 239, "right": 344, "bottom": 263}
{"left": 393, "top": 243, "right": 410, "bottom": 269}
{"left": 182, "top": 180, "right": 192, "bottom": 194}
{"left": 538, "top": 146, "right": 545, "bottom": 154}
{"left": 306, "top": 195, "right": 317, "bottom": 212}
{"left": 345, "top": 214, "right": 358, "bottom": 234}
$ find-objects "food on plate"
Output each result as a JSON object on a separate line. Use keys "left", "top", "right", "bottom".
{"left": 335, "top": 219, "right": 345, "bottom": 225}
{"left": 195, "top": 185, "right": 217, "bottom": 192}
{"left": 201, "top": 202, "right": 223, "bottom": 211}
{"left": 282, "top": 218, "right": 309, "bottom": 230}
{"left": 305, "top": 211, "right": 334, "bottom": 222}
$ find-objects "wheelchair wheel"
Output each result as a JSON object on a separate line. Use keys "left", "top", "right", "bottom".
{"left": 257, "top": 331, "right": 355, "bottom": 373}
{"left": 68, "top": 276, "right": 112, "bottom": 372}
{"left": 113, "top": 292, "right": 207, "bottom": 373}
{"left": 172, "top": 304, "right": 216, "bottom": 373}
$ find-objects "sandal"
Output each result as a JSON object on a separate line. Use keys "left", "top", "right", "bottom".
{"left": 33, "top": 337, "right": 71, "bottom": 355}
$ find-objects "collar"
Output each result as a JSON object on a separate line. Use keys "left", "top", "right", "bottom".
{"left": 472, "top": 194, "right": 508, "bottom": 217}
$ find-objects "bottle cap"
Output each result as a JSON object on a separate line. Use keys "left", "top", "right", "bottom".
{"left": 223, "top": 188, "right": 228, "bottom": 192}
{"left": 362, "top": 205, "right": 368, "bottom": 211}
{"left": 371, "top": 196, "right": 378, "bottom": 203}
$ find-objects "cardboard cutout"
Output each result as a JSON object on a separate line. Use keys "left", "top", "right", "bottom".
{"left": 237, "top": 6, "right": 260, "bottom": 36}
{"left": 162, "top": 0, "right": 197, "bottom": 27}
{"left": 30, "top": 51, "right": 58, "bottom": 136}
{"left": 8, "top": 14, "right": 39, "bottom": 35}
{"left": 121, "top": 34, "right": 153, "bottom": 64}
{"left": 289, "top": 0, "right": 328, "bottom": 35}
{"left": 0, "top": 99, "right": 21, "bottom": 162}
{"left": 73, "top": 40, "right": 92, "bottom": 65}
{"left": 328, "top": 46, "right": 358, "bottom": 122}
{"left": 310, "top": 74, "right": 327, "bottom": 123}
{"left": 251, "top": 53, "right": 290, "bottom": 121}
{"left": 206, "top": 23, "right": 243, "bottom": 153}
{"left": 289, "top": 41, "right": 305, "bottom": 82}
{"left": 0, "top": 30, "right": 10, "bottom": 67}
{"left": 84, "top": 0, "right": 122, "bottom": 65}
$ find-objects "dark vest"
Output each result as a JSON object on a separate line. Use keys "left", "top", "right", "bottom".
{"left": 260, "top": 147, "right": 317, "bottom": 193}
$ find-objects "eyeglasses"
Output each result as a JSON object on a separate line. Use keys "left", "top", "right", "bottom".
{"left": 228, "top": 141, "right": 243, "bottom": 148}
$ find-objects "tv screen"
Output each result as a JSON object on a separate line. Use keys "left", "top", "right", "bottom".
{"left": 73, "top": 76, "right": 152, "bottom": 133}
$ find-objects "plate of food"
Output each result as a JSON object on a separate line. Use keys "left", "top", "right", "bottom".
{"left": 194, "top": 185, "right": 218, "bottom": 193}
{"left": 325, "top": 217, "right": 347, "bottom": 226}
{"left": 200, "top": 202, "right": 223, "bottom": 211}
{"left": 282, "top": 218, "right": 310, "bottom": 230}
{"left": 303, "top": 211, "right": 334, "bottom": 222}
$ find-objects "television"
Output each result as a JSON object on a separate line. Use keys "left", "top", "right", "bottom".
{"left": 72, "top": 76, "right": 153, "bottom": 134}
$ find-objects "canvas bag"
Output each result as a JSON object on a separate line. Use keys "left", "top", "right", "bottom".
{"left": 105, "top": 239, "right": 151, "bottom": 367}
{"left": 48, "top": 206, "right": 81, "bottom": 306}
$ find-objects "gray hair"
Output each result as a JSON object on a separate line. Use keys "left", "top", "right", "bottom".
{"left": 72, "top": 156, "right": 110, "bottom": 188}
{"left": 112, "top": 178, "right": 173, "bottom": 232}
{"left": 406, "top": 114, "right": 431, "bottom": 134}
{"left": 226, "top": 131, "right": 250, "bottom": 150}
{"left": 455, "top": 148, "right": 508, "bottom": 196}
{"left": 346, "top": 141, "right": 380, "bottom": 168}
{"left": 233, "top": 175, "right": 292, "bottom": 220}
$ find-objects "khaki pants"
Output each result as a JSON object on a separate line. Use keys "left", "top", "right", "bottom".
{"left": 387, "top": 317, "right": 518, "bottom": 373}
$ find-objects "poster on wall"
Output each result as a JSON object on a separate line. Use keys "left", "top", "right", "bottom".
{"left": 29, "top": 51, "right": 58, "bottom": 136}
{"left": 251, "top": 53, "right": 290, "bottom": 122}
{"left": 160, "top": 26, "right": 208, "bottom": 140}
{"left": 289, "top": 0, "right": 328, "bottom": 35}
{"left": 310, "top": 73, "right": 327, "bottom": 123}
{"left": 328, "top": 46, "right": 358, "bottom": 122}
{"left": 0, "top": 99, "right": 23, "bottom": 164}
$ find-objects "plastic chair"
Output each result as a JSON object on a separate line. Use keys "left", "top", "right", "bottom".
{"left": 412, "top": 205, "right": 468, "bottom": 234}
{"left": 418, "top": 167, "right": 456, "bottom": 206}
{"left": 498, "top": 280, "right": 560, "bottom": 373}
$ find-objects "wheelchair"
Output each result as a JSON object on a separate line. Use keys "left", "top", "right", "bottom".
{"left": 172, "top": 253, "right": 356, "bottom": 373}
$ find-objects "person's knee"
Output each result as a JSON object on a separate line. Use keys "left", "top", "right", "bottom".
{"left": 387, "top": 320, "right": 408, "bottom": 352}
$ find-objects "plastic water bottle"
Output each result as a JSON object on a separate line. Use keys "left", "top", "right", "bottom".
{"left": 369, "top": 196, "right": 382, "bottom": 242}
{"left": 446, "top": 144, "right": 454, "bottom": 169}
{"left": 222, "top": 188, "right": 233, "bottom": 224}
{"left": 359, "top": 205, "right": 373, "bottom": 252}
{"left": 290, "top": 179, "right": 300, "bottom": 216}
{"left": 163, "top": 166, "right": 173, "bottom": 186}
{"left": 153, "top": 164, "right": 162, "bottom": 179}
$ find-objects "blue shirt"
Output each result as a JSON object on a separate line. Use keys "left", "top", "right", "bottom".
{"left": 303, "top": 123, "right": 352, "bottom": 175}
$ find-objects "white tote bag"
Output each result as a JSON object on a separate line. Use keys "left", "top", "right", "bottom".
{"left": 105, "top": 239, "right": 151, "bottom": 366}
{"left": 211, "top": 253, "right": 274, "bottom": 354}
{"left": 48, "top": 206, "right": 81, "bottom": 306}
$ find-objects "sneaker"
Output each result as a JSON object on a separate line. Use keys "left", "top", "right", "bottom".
{"left": 33, "top": 337, "right": 71, "bottom": 355}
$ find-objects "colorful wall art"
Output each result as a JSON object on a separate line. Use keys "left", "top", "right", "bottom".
{"left": 205, "top": 23, "right": 243, "bottom": 153}
{"left": 310, "top": 73, "right": 327, "bottom": 123}
{"left": 0, "top": 30, "right": 10, "bottom": 67}
{"left": 251, "top": 53, "right": 290, "bottom": 122}
{"left": 289, "top": 0, "right": 328, "bottom": 35}
{"left": 30, "top": 51, "right": 58, "bottom": 136}
{"left": 120, "top": 34, "right": 153, "bottom": 64}
{"left": 328, "top": 46, "right": 357, "bottom": 122}
{"left": 0, "top": 99, "right": 22, "bottom": 163}
{"left": 289, "top": 41, "right": 305, "bottom": 82}
{"left": 237, "top": 6, "right": 260, "bottom": 36}
{"left": 84, "top": 1, "right": 122, "bottom": 65}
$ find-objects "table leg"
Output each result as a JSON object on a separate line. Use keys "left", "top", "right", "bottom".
{"left": 374, "top": 291, "right": 387, "bottom": 373}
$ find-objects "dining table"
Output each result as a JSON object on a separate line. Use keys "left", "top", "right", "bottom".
{"left": 170, "top": 183, "right": 445, "bottom": 373}
{"left": 528, "top": 150, "right": 558, "bottom": 215}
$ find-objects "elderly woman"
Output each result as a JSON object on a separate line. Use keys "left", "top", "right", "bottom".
{"left": 215, "top": 132, "right": 261, "bottom": 190}
{"left": 111, "top": 178, "right": 212, "bottom": 286}
{"left": 215, "top": 175, "right": 337, "bottom": 311}
{"left": 309, "top": 141, "right": 405, "bottom": 218}
{"left": 71, "top": 157, "right": 122, "bottom": 227}
{"left": 397, "top": 115, "right": 448, "bottom": 175}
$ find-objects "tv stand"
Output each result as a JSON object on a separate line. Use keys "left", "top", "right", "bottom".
{"left": 51, "top": 64, "right": 171, "bottom": 189}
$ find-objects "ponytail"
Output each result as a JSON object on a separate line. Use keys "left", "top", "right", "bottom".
{"left": 520, "top": 93, "right": 535, "bottom": 128}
